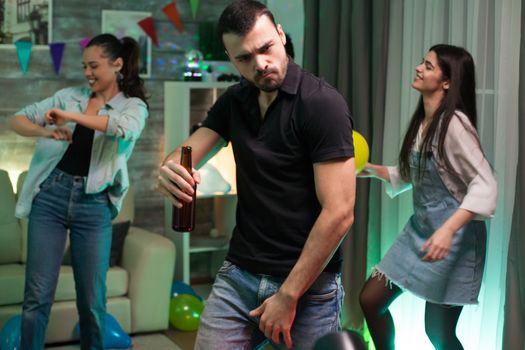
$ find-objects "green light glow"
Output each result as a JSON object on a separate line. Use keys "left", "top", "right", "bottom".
{"left": 362, "top": 322, "right": 376, "bottom": 350}
{"left": 371, "top": 191, "right": 504, "bottom": 350}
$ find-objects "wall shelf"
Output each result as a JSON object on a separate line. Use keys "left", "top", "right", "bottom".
{"left": 163, "top": 81, "right": 236, "bottom": 285}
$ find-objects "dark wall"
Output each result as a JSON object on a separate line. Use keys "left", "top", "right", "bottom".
{"left": 0, "top": 0, "right": 232, "bottom": 233}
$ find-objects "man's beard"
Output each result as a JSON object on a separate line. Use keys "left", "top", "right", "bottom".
{"left": 254, "top": 68, "right": 283, "bottom": 92}
{"left": 257, "top": 80, "right": 281, "bottom": 92}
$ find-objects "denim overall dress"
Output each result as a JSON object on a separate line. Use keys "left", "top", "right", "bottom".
{"left": 376, "top": 151, "right": 487, "bottom": 305}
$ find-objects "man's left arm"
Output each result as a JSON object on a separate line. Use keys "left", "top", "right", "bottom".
{"left": 250, "top": 157, "right": 356, "bottom": 348}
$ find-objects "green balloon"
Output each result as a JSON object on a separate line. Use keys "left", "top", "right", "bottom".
{"left": 169, "top": 294, "right": 205, "bottom": 331}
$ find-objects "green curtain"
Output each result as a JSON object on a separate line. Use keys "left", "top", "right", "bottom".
{"left": 305, "top": 0, "right": 521, "bottom": 347}
{"left": 303, "top": 0, "right": 390, "bottom": 330}
{"left": 502, "top": 2, "right": 525, "bottom": 348}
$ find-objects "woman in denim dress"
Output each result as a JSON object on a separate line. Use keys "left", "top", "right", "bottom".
{"left": 9, "top": 34, "right": 148, "bottom": 350}
{"left": 358, "top": 45, "right": 497, "bottom": 350}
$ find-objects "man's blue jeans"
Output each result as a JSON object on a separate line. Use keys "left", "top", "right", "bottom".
{"left": 195, "top": 261, "right": 344, "bottom": 350}
{"left": 21, "top": 169, "right": 112, "bottom": 350}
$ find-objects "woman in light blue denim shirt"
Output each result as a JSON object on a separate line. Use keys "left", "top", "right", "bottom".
{"left": 8, "top": 33, "right": 148, "bottom": 350}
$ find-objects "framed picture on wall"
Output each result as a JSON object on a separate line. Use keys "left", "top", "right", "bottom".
{"left": 0, "top": 0, "right": 53, "bottom": 47}
{"left": 101, "top": 10, "right": 151, "bottom": 78}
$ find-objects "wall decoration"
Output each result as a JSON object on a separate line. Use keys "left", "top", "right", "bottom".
{"left": 0, "top": 0, "right": 52, "bottom": 48}
{"left": 163, "top": 2, "right": 184, "bottom": 33}
{"left": 137, "top": 16, "right": 158, "bottom": 48}
{"left": 101, "top": 10, "right": 151, "bottom": 78}
{"left": 49, "top": 42, "right": 64, "bottom": 74}
{"left": 15, "top": 40, "right": 31, "bottom": 74}
{"left": 190, "top": 0, "right": 199, "bottom": 19}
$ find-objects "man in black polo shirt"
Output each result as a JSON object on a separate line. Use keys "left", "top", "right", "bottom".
{"left": 158, "top": 1, "right": 356, "bottom": 348}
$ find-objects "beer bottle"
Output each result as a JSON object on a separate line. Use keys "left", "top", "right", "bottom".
{"left": 172, "top": 146, "right": 196, "bottom": 231}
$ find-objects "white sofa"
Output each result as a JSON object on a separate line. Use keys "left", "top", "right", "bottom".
{"left": 0, "top": 169, "right": 176, "bottom": 344}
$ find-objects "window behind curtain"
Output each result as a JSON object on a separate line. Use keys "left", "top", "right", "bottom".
{"left": 17, "top": 0, "right": 30, "bottom": 22}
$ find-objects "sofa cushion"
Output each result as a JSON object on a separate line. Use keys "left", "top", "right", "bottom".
{"left": 16, "top": 172, "right": 29, "bottom": 264}
{"left": 0, "top": 265, "right": 128, "bottom": 305}
{"left": 0, "top": 170, "right": 22, "bottom": 264}
{"left": 0, "top": 264, "right": 25, "bottom": 306}
{"left": 62, "top": 221, "right": 131, "bottom": 267}
{"left": 109, "top": 221, "right": 130, "bottom": 266}
{"left": 113, "top": 186, "right": 134, "bottom": 224}
{"left": 0, "top": 222, "right": 22, "bottom": 264}
{"left": 54, "top": 266, "right": 129, "bottom": 302}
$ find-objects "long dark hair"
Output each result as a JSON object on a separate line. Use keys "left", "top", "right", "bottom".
{"left": 87, "top": 33, "right": 148, "bottom": 107}
{"left": 399, "top": 44, "right": 478, "bottom": 181}
{"left": 217, "top": 0, "right": 276, "bottom": 41}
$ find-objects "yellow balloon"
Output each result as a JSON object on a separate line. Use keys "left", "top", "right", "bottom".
{"left": 353, "top": 130, "right": 369, "bottom": 173}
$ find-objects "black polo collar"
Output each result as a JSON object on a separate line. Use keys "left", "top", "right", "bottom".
{"left": 279, "top": 58, "right": 301, "bottom": 95}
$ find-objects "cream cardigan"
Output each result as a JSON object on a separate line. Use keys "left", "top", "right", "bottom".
{"left": 386, "top": 111, "right": 497, "bottom": 219}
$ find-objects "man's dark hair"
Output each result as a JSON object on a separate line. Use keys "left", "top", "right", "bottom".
{"left": 217, "top": 0, "right": 277, "bottom": 42}
{"left": 399, "top": 44, "right": 480, "bottom": 181}
{"left": 284, "top": 33, "right": 295, "bottom": 59}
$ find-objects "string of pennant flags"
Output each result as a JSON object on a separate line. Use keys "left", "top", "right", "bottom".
{"left": 14, "top": 0, "right": 199, "bottom": 75}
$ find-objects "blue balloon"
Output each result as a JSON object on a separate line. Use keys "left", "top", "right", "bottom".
{"left": 103, "top": 314, "right": 132, "bottom": 349}
{"left": 74, "top": 313, "right": 132, "bottom": 349}
{"left": 0, "top": 314, "right": 21, "bottom": 350}
{"left": 171, "top": 281, "right": 202, "bottom": 300}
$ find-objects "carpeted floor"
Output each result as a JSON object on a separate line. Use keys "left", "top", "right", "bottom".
{"left": 46, "top": 333, "right": 182, "bottom": 350}
{"left": 165, "top": 328, "right": 198, "bottom": 350}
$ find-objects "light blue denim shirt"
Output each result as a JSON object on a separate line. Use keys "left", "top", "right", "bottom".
{"left": 15, "top": 86, "right": 149, "bottom": 219}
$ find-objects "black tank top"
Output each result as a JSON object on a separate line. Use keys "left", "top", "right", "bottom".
{"left": 56, "top": 124, "right": 94, "bottom": 176}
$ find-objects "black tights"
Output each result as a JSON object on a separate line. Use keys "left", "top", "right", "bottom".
{"left": 359, "top": 275, "right": 464, "bottom": 350}
{"left": 424, "top": 302, "right": 463, "bottom": 350}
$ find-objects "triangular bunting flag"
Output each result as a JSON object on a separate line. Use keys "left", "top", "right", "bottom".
{"left": 79, "top": 37, "right": 91, "bottom": 49}
{"left": 15, "top": 41, "right": 32, "bottom": 75}
{"left": 138, "top": 16, "right": 159, "bottom": 48}
{"left": 163, "top": 2, "right": 184, "bottom": 32}
{"left": 49, "top": 43, "right": 65, "bottom": 75}
{"left": 190, "top": 0, "right": 199, "bottom": 19}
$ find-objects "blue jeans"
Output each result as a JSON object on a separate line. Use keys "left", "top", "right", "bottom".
{"left": 21, "top": 169, "right": 112, "bottom": 350}
{"left": 195, "top": 261, "right": 344, "bottom": 350}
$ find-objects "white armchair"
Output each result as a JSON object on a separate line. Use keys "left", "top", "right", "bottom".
{"left": 0, "top": 169, "right": 176, "bottom": 344}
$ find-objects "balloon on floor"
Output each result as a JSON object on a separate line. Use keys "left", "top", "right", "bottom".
{"left": 0, "top": 314, "right": 21, "bottom": 350}
{"left": 169, "top": 294, "right": 204, "bottom": 331}
{"left": 171, "top": 280, "right": 203, "bottom": 301}
{"left": 74, "top": 313, "right": 132, "bottom": 349}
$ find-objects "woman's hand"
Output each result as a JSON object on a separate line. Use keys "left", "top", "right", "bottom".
{"left": 43, "top": 127, "right": 73, "bottom": 143}
{"left": 357, "top": 163, "right": 378, "bottom": 178}
{"left": 420, "top": 227, "right": 455, "bottom": 262}
{"left": 357, "top": 163, "right": 390, "bottom": 182}
{"left": 45, "top": 108, "right": 69, "bottom": 126}
{"left": 421, "top": 209, "right": 476, "bottom": 262}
